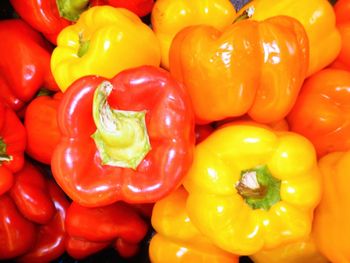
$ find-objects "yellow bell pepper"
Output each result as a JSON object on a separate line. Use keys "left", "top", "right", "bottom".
{"left": 149, "top": 187, "right": 239, "bottom": 263}
{"left": 235, "top": 0, "right": 341, "bottom": 76}
{"left": 183, "top": 123, "right": 321, "bottom": 255}
{"left": 250, "top": 236, "right": 328, "bottom": 263}
{"left": 151, "top": 0, "right": 236, "bottom": 69}
{"left": 51, "top": 6, "right": 161, "bottom": 91}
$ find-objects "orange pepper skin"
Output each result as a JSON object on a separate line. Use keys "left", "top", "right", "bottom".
{"left": 151, "top": 0, "right": 236, "bottom": 69}
{"left": 330, "top": 0, "right": 350, "bottom": 71}
{"left": 287, "top": 68, "right": 350, "bottom": 158}
{"left": 169, "top": 15, "right": 308, "bottom": 124}
{"left": 236, "top": 0, "right": 341, "bottom": 76}
{"left": 313, "top": 151, "right": 350, "bottom": 263}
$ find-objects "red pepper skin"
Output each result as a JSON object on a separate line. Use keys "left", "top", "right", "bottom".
{"left": 195, "top": 124, "right": 215, "bottom": 144}
{"left": 17, "top": 180, "right": 70, "bottom": 263}
{"left": 91, "top": 0, "right": 154, "bottom": 17}
{"left": 24, "top": 92, "right": 63, "bottom": 165}
{"left": 9, "top": 0, "right": 71, "bottom": 45}
{"left": 0, "top": 102, "right": 26, "bottom": 195}
{"left": 0, "top": 194, "right": 37, "bottom": 260}
{"left": 10, "top": 162, "right": 56, "bottom": 224}
{"left": 52, "top": 66, "right": 195, "bottom": 206}
{"left": 0, "top": 19, "right": 59, "bottom": 111}
{"left": 66, "top": 236, "right": 110, "bottom": 260}
{"left": 114, "top": 238, "right": 140, "bottom": 258}
{"left": 66, "top": 201, "right": 148, "bottom": 243}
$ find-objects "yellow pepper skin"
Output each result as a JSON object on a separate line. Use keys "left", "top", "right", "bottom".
{"left": 149, "top": 187, "right": 239, "bottom": 263}
{"left": 183, "top": 124, "right": 321, "bottom": 255}
{"left": 151, "top": 0, "right": 236, "bottom": 69}
{"left": 235, "top": 0, "right": 341, "bottom": 76}
{"left": 51, "top": 6, "right": 161, "bottom": 91}
{"left": 250, "top": 236, "right": 329, "bottom": 263}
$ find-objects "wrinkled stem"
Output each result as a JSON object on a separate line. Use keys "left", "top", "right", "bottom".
{"left": 91, "top": 81, "right": 151, "bottom": 170}
{"left": 0, "top": 138, "right": 12, "bottom": 163}
{"left": 233, "top": 6, "right": 255, "bottom": 23}
{"left": 56, "top": 0, "right": 90, "bottom": 21}
{"left": 235, "top": 165, "right": 281, "bottom": 210}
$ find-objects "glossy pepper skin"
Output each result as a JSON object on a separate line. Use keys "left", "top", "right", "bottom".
{"left": 150, "top": 187, "right": 239, "bottom": 263}
{"left": 183, "top": 124, "right": 321, "bottom": 255}
{"left": 287, "top": 68, "right": 350, "bottom": 158}
{"left": 250, "top": 236, "right": 328, "bottom": 263}
{"left": 235, "top": 0, "right": 341, "bottom": 77}
{"left": 0, "top": 19, "right": 59, "bottom": 111}
{"left": 0, "top": 194, "right": 37, "bottom": 260}
{"left": 91, "top": 0, "right": 154, "bottom": 17}
{"left": 24, "top": 92, "right": 63, "bottom": 165}
{"left": 313, "top": 150, "right": 350, "bottom": 263}
{"left": 169, "top": 15, "right": 308, "bottom": 124}
{"left": 51, "top": 5, "right": 161, "bottom": 92}
{"left": 17, "top": 180, "right": 70, "bottom": 263}
{"left": 52, "top": 65, "right": 195, "bottom": 207}
{"left": 151, "top": 0, "right": 236, "bottom": 69}
{"left": 10, "top": 162, "right": 56, "bottom": 224}
{"left": 66, "top": 236, "right": 110, "bottom": 260}
{"left": 330, "top": 0, "right": 350, "bottom": 71}
{"left": 0, "top": 102, "right": 26, "bottom": 195}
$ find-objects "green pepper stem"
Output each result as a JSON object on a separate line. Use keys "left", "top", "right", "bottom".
{"left": 56, "top": 0, "right": 90, "bottom": 22}
{"left": 235, "top": 165, "right": 281, "bottom": 211}
{"left": 91, "top": 81, "right": 151, "bottom": 170}
{"left": 0, "top": 138, "right": 12, "bottom": 164}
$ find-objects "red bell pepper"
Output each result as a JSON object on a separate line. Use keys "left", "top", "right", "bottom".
{"left": 10, "top": 162, "right": 56, "bottom": 224}
{"left": 0, "top": 194, "right": 37, "bottom": 260}
{"left": 90, "top": 0, "right": 154, "bottom": 17}
{"left": 17, "top": 180, "right": 70, "bottom": 263}
{"left": 52, "top": 65, "right": 195, "bottom": 206}
{"left": 66, "top": 236, "right": 110, "bottom": 260}
{"left": 0, "top": 101, "right": 26, "bottom": 195}
{"left": 0, "top": 19, "right": 58, "bottom": 111}
{"left": 9, "top": 0, "right": 87, "bottom": 44}
{"left": 24, "top": 92, "right": 63, "bottom": 165}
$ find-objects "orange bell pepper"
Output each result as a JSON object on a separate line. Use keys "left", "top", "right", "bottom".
{"left": 330, "top": 0, "right": 350, "bottom": 71}
{"left": 235, "top": 0, "right": 341, "bottom": 76}
{"left": 169, "top": 15, "right": 308, "bottom": 124}
{"left": 287, "top": 68, "right": 350, "bottom": 158}
{"left": 313, "top": 150, "right": 350, "bottom": 263}
{"left": 149, "top": 187, "right": 239, "bottom": 263}
{"left": 151, "top": 0, "right": 236, "bottom": 69}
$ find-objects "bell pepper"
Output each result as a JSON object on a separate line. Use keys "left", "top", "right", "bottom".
{"left": 66, "top": 236, "right": 110, "bottom": 260}
{"left": 150, "top": 187, "right": 239, "bottom": 263}
{"left": 235, "top": 0, "right": 341, "bottom": 76}
{"left": 51, "top": 5, "right": 161, "bottom": 92}
{"left": 195, "top": 124, "right": 215, "bottom": 144}
{"left": 313, "top": 150, "right": 350, "bottom": 263}
{"left": 0, "top": 101, "right": 26, "bottom": 195}
{"left": 329, "top": 0, "right": 350, "bottom": 71}
{"left": 151, "top": 0, "right": 236, "bottom": 69}
{"left": 169, "top": 15, "right": 308, "bottom": 124}
{"left": 0, "top": 194, "right": 37, "bottom": 260}
{"left": 250, "top": 236, "right": 328, "bottom": 263}
{"left": 183, "top": 124, "right": 321, "bottom": 255}
{"left": 0, "top": 19, "right": 59, "bottom": 111}
{"left": 24, "top": 92, "right": 63, "bottom": 165}
{"left": 52, "top": 65, "right": 195, "bottom": 206}
{"left": 287, "top": 68, "right": 350, "bottom": 158}
{"left": 91, "top": 0, "right": 154, "bottom": 17}
{"left": 17, "top": 180, "right": 70, "bottom": 263}
{"left": 10, "top": 162, "right": 56, "bottom": 224}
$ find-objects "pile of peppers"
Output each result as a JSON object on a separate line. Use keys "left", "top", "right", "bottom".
{"left": 0, "top": 0, "right": 349, "bottom": 262}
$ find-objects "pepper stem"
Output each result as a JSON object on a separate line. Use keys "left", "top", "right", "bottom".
{"left": 235, "top": 165, "right": 281, "bottom": 210}
{"left": 77, "top": 33, "right": 90, "bottom": 57}
{"left": 0, "top": 138, "right": 12, "bottom": 164}
{"left": 233, "top": 6, "right": 255, "bottom": 23}
{"left": 56, "top": 0, "right": 90, "bottom": 22}
{"left": 91, "top": 81, "right": 151, "bottom": 170}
